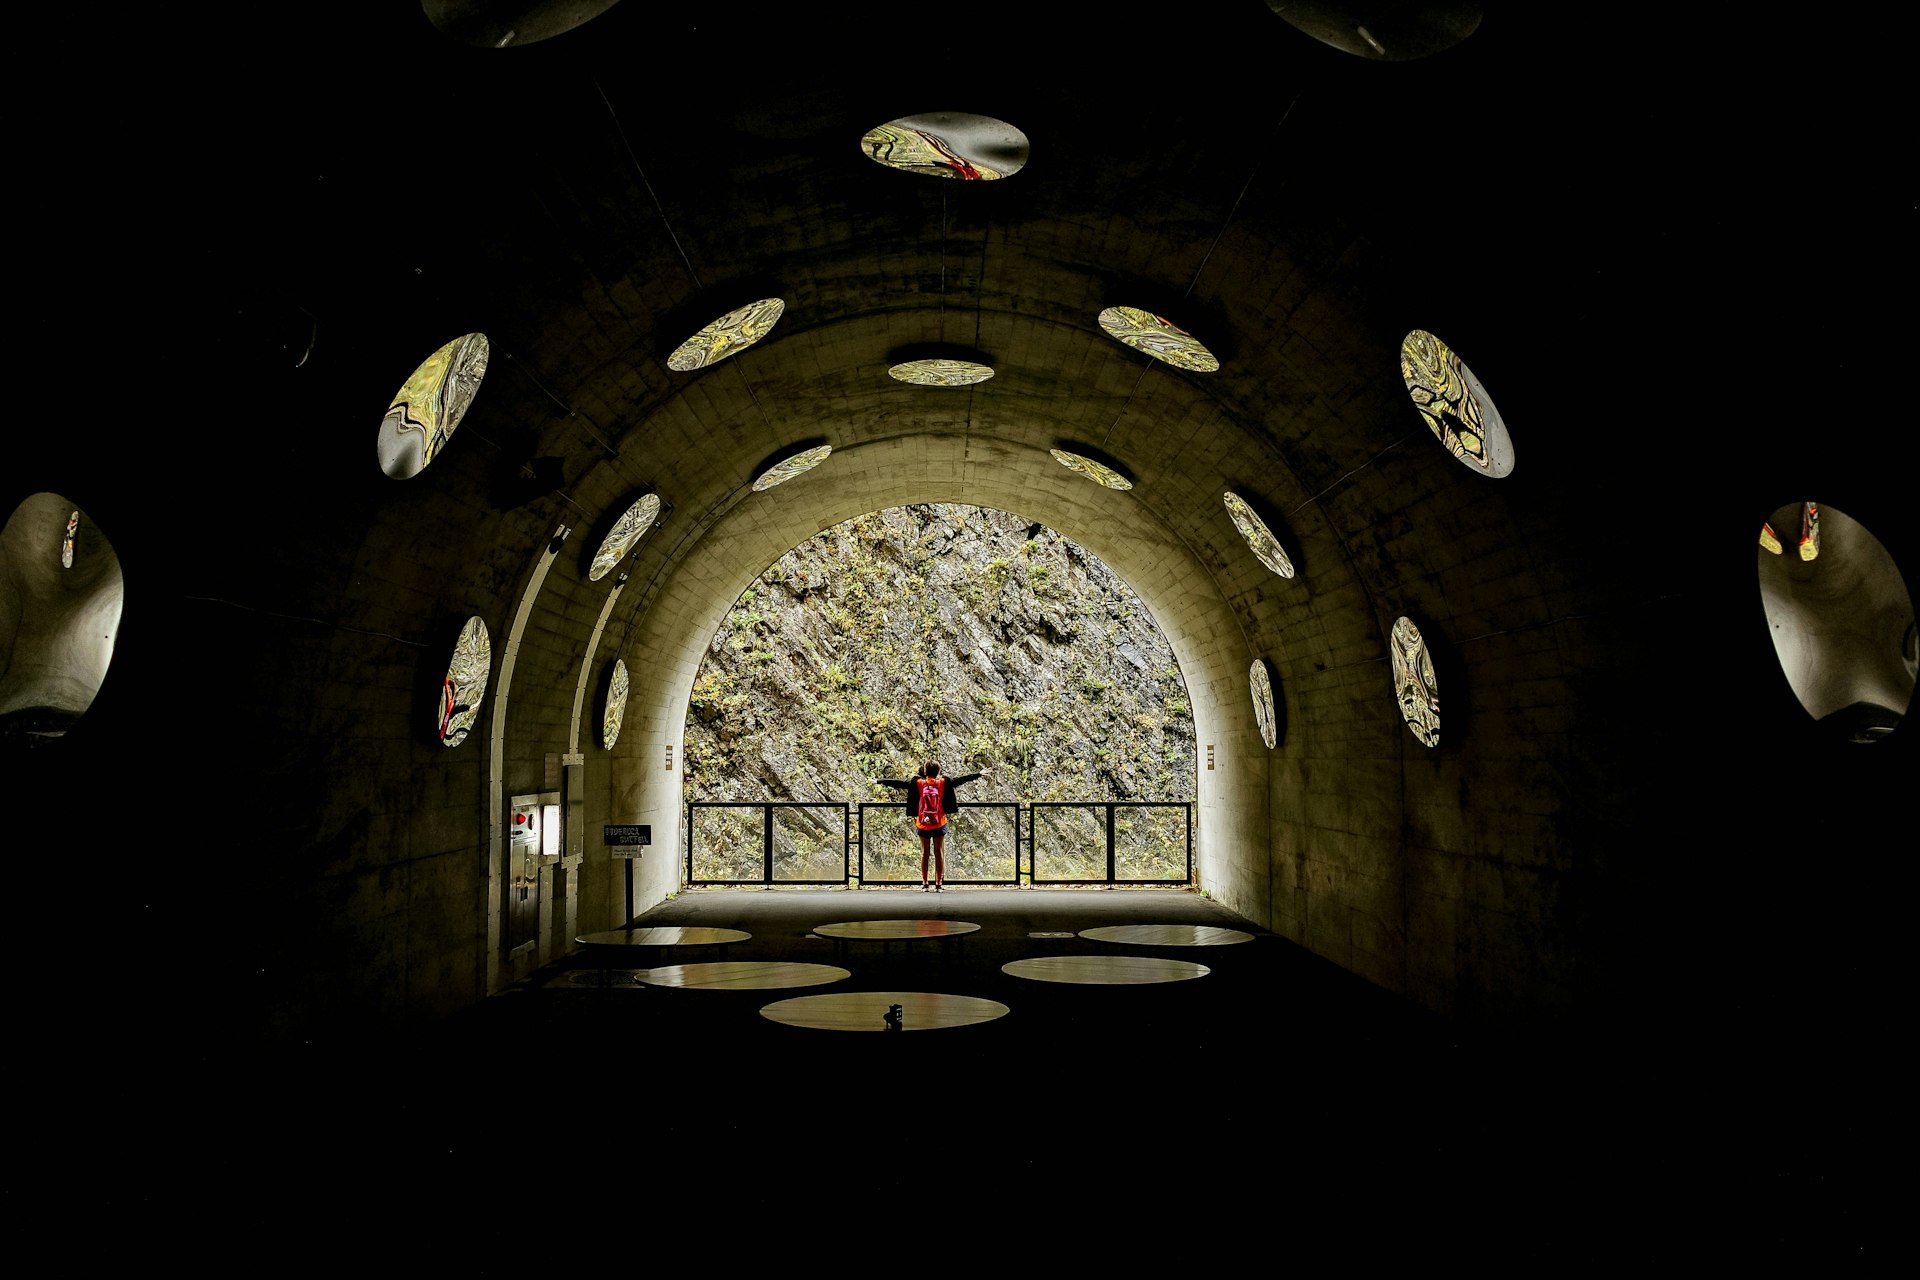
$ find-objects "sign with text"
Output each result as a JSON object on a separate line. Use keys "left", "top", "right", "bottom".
{"left": 604, "top": 824, "right": 650, "bottom": 859}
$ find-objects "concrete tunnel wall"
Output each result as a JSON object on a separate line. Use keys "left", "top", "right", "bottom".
{"left": 7, "top": 4, "right": 1913, "bottom": 1059}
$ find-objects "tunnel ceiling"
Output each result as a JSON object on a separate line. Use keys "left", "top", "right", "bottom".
{"left": 3, "top": 0, "right": 1911, "bottom": 1088}
{"left": 16, "top": 4, "right": 1902, "bottom": 737}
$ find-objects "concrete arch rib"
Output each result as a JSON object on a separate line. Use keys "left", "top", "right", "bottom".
{"left": 605, "top": 434, "right": 1271, "bottom": 926}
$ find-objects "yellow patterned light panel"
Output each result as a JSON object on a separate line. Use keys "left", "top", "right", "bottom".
{"left": 668, "top": 298, "right": 785, "bottom": 372}
{"left": 1051, "top": 449, "right": 1133, "bottom": 491}
{"left": 753, "top": 445, "right": 833, "bottom": 492}
{"left": 439, "top": 616, "right": 491, "bottom": 748}
{"left": 1250, "top": 660, "right": 1277, "bottom": 749}
{"left": 602, "top": 660, "right": 629, "bottom": 750}
{"left": 860, "top": 113, "right": 1028, "bottom": 180}
{"left": 1390, "top": 616, "right": 1440, "bottom": 748}
{"left": 1223, "top": 492, "right": 1295, "bottom": 579}
{"left": 379, "top": 332, "right": 490, "bottom": 479}
{"left": 888, "top": 359, "right": 995, "bottom": 386}
{"left": 1400, "top": 329, "right": 1513, "bottom": 478}
{"left": 590, "top": 494, "right": 661, "bottom": 582}
{"left": 1098, "top": 306, "right": 1220, "bottom": 372}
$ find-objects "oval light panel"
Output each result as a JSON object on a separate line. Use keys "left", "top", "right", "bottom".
{"left": 860, "top": 112, "right": 1029, "bottom": 180}
{"left": 668, "top": 298, "right": 785, "bottom": 372}
{"left": 1223, "top": 492, "right": 1295, "bottom": 579}
{"left": 753, "top": 445, "right": 833, "bottom": 493}
{"left": 422, "top": 0, "right": 625, "bottom": 47}
{"left": 1099, "top": 306, "right": 1220, "bottom": 372}
{"left": 1390, "top": 616, "right": 1440, "bottom": 748}
{"left": 602, "top": 659, "right": 630, "bottom": 750}
{"left": 1400, "top": 329, "right": 1513, "bottom": 478}
{"left": 1051, "top": 449, "right": 1134, "bottom": 491}
{"left": 379, "top": 332, "right": 490, "bottom": 479}
{"left": 888, "top": 358, "right": 995, "bottom": 387}
{"left": 1264, "top": 1, "right": 1483, "bottom": 61}
{"left": 1250, "top": 659, "right": 1278, "bottom": 750}
{"left": 1758, "top": 501, "right": 1916, "bottom": 742}
{"left": 0, "top": 492, "right": 124, "bottom": 743}
{"left": 438, "top": 616, "right": 491, "bottom": 747}
{"left": 590, "top": 494, "right": 661, "bottom": 583}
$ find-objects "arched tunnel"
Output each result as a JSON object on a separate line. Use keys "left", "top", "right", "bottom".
{"left": 8, "top": 2, "right": 1909, "bottom": 1250}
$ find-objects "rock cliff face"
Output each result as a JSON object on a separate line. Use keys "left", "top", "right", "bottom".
{"left": 685, "top": 504, "right": 1195, "bottom": 812}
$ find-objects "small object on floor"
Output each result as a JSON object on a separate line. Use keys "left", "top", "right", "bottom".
{"left": 883, "top": 1003, "right": 904, "bottom": 1032}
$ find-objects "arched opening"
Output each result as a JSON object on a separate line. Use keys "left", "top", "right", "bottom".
{"left": 599, "top": 430, "right": 1273, "bottom": 942}
{"left": 682, "top": 504, "right": 1197, "bottom": 887}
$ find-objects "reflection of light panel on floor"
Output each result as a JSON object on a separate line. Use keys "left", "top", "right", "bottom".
{"left": 638, "top": 962, "right": 848, "bottom": 990}
{"left": 761, "top": 991, "right": 1010, "bottom": 1032}
{"left": 1080, "top": 924, "right": 1252, "bottom": 946}
{"left": 1003, "top": 955, "right": 1209, "bottom": 985}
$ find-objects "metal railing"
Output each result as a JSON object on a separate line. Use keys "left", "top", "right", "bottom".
{"left": 686, "top": 799, "right": 1191, "bottom": 887}
{"left": 1028, "top": 802, "right": 1192, "bottom": 885}
{"left": 857, "top": 802, "right": 1021, "bottom": 885}
{"left": 685, "top": 802, "right": 849, "bottom": 886}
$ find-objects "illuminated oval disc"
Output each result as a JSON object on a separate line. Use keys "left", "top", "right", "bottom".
{"left": 1, "top": 492, "right": 123, "bottom": 742}
{"left": 602, "top": 660, "right": 629, "bottom": 750}
{"left": 860, "top": 113, "right": 1029, "bottom": 180}
{"left": 1400, "top": 329, "right": 1513, "bottom": 478}
{"left": 1223, "top": 492, "right": 1295, "bottom": 579}
{"left": 378, "top": 332, "right": 490, "bottom": 479}
{"left": 1390, "top": 616, "right": 1439, "bottom": 748}
{"left": 1263, "top": 1, "right": 1483, "bottom": 61}
{"left": 668, "top": 298, "right": 785, "bottom": 372}
{"left": 1098, "top": 306, "right": 1220, "bottom": 372}
{"left": 753, "top": 444, "right": 833, "bottom": 492}
{"left": 589, "top": 494, "right": 661, "bottom": 582}
{"left": 438, "top": 616, "right": 491, "bottom": 748}
{"left": 1757, "top": 501, "right": 1915, "bottom": 743}
{"left": 888, "top": 358, "right": 995, "bottom": 387}
{"left": 1051, "top": 449, "right": 1133, "bottom": 491}
{"left": 422, "top": 1, "right": 625, "bottom": 47}
{"left": 1250, "top": 660, "right": 1277, "bottom": 749}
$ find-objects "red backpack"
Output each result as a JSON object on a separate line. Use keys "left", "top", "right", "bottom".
{"left": 917, "top": 777, "right": 944, "bottom": 825}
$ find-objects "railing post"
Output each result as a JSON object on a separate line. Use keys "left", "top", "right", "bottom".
{"left": 761, "top": 804, "right": 774, "bottom": 885}
{"left": 1185, "top": 802, "right": 1193, "bottom": 882}
{"left": 1105, "top": 803, "right": 1116, "bottom": 884}
{"left": 1017, "top": 804, "right": 1026, "bottom": 886}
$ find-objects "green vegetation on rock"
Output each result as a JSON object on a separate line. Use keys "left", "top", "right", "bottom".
{"left": 685, "top": 505, "right": 1196, "bottom": 811}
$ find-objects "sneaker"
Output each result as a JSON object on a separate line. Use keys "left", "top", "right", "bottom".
{"left": 921, "top": 883, "right": 931, "bottom": 892}
{"left": 935, "top": 883, "right": 943, "bottom": 892}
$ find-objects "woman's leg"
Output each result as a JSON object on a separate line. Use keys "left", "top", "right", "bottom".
{"left": 919, "top": 832, "right": 931, "bottom": 887}
{"left": 932, "top": 832, "right": 946, "bottom": 886}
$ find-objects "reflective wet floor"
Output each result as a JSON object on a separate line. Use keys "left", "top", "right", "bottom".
{"left": 85, "top": 886, "right": 1889, "bottom": 1259}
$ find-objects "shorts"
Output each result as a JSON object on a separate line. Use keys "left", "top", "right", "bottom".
{"left": 916, "top": 819, "right": 947, "bottom": 835}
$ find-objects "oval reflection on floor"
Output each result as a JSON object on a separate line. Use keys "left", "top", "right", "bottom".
{"left": 1080, "top": 924, "right": 1253, "bottom": 946}
{"left": 1003, "top": 955, "right": 1209, "bottom": 985}
{"left": 638, "top": 961, "right": 848, "bottom": 990}
{"left": 761, "top": 990, "right": 1009, "bottom": 1032}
